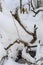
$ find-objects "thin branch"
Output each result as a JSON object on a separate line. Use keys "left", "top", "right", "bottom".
{"left": 36, "top": 57, "right": 43, "bottom": 63}
{"left": 31, "top": 0, "right": 34, "bottom": 10}
{"left": 0, "top": 55, "right": 8, "bottom": 65}
{"left": 10, "top": 8, "right": 33, "bottom": 35}
{"left": 6, "top": 8, "right": 38, "bottom": 51}
{"left": 5, "top": 40, "right": 20, "bottom": 50}
{"left": 31, "top": 9, "right": 43, "bottom": 17}
{"left": 11, "top": 8, "right": 38, "bottom": 44}
{"left": 5, "top": 39, "right": 29, "bottom": 50}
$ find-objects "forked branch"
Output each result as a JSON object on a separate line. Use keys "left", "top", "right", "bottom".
{"left": 11, "top": 8, "right": 38, "bottom": 44}
{"left": 31, "top": 9, "right": 43, "bottom": 17}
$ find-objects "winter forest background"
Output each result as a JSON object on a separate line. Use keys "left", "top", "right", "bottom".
{"left": 0, "top": 0, "right": 43, "bottom": 65}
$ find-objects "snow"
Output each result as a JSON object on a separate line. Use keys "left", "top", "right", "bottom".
{"left": 4, "top": 0, "right": 28, "bottom": 11}
{"left": 4, "top": 58, "right": 27, "bottom": 65}
{"left": 18, "top": 9, "right": 43, "bottom": 44}
{"left": 14, "top": 17, "right": 33, "bottom": 44}
{"left": 4, "top": 0, "right": 20, "bottom": 11}
{"left": 8, "top": 43, "right": 24, "bottom": 60}
{"left": 8, "top": 43, "right": 20, "bottom": 60}
{"left": 0, "top": 42, "right": 7, "bottom": 61}
{"left": 0, "top": 11, "right": 19, "bottom": 48}
{"left": 4, "top": 0, "right": 43, "bottom": 46}
{"left": 35, "top": 43, "right": 41, "bottom": 60}
{"left": 32, "top": 0, "right": 37, "bottom": 9}
{"left": 22, "top": 47, "right": 35, "bottom": 63}
{"left": 0, "top": 0, "right": 19, "bottom": 48}
{"left": 0, "top": 0, "right": 43, "bottom": 65}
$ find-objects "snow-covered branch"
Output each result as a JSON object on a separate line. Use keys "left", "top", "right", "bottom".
{"left": 11, "top": 8, "right": 38, "bottom": 44}
{"left": 31, "top": 9, "right": 43, "bottom": 17}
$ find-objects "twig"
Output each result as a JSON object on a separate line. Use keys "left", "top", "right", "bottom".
{"left": 31, "top": 9, "right": 43, "bottom": 17}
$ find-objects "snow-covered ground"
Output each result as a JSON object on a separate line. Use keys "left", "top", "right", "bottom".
{"left": 0, "top": 0, "right": 43, "bottom": 65}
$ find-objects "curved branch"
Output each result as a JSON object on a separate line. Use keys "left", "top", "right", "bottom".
{"left": 31, "top": 9, "right": 43, "bottom": 17}
{"left": 10, "top": 8, "right": 33, "bottom": 35}
{"left": 11, "top": 8, "right": 38, "bottom": 44}
{"left": 5, "top": 39, "right": 29, "bottom": 50}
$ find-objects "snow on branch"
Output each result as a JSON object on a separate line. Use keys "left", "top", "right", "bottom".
{"left": 0, "top": 2, "right": 2, "bottom": 12}
{"left": 31, "top": 9, "right": 43, "bottom": 17}
{"left": 5, "top": 39, "right": 29, "bottom": 50}
{"left": 11, "top": 8, "right": 38, "bottom": 44}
